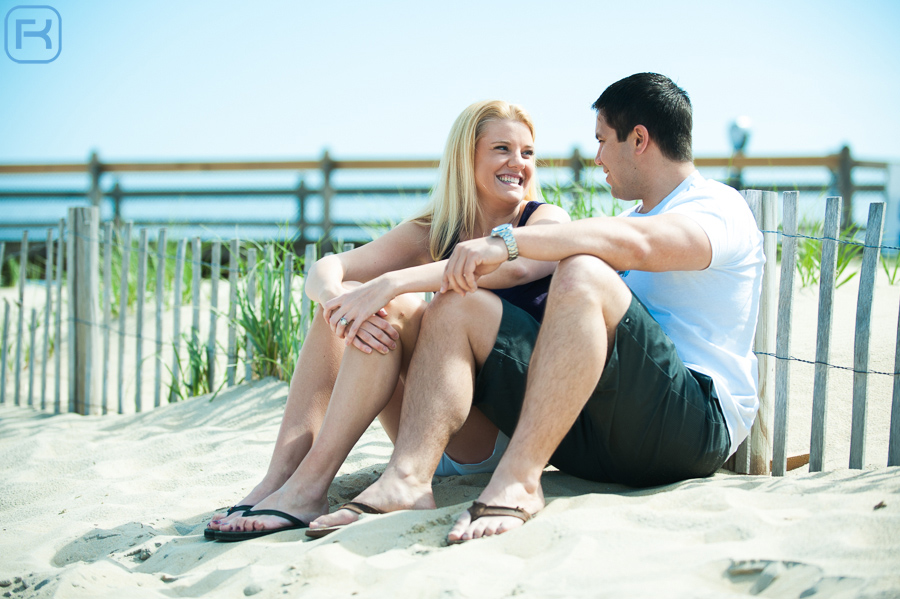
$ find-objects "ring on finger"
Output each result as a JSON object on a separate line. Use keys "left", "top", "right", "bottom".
{"left": 339, "top": 317, "right": 349, "bottom": 326}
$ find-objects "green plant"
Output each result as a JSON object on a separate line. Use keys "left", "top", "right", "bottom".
{"left": 167, "top": 330, "right": 226, "bottom": 402}
{"left": 881, "top": 251, "right": 900, "bottom": 285}
{"left": 542, "top": 171, "right": 624, "bottom": 221}
{"left": 232, "top": 238, "right": 310, "bottom": 382}
{"left": 794, "top": 217, "right": 823, "bottom": 289}
{"left": 834, "top": 226, "right": 864, "bottom": 289}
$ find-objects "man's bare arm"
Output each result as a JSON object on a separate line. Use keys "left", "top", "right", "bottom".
{"left": 441, "top": 214, "right": 712, "bottom": 295}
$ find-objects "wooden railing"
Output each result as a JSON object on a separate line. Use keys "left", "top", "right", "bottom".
{"left": 0, "top": 147, "right": 889, "bottom": 243}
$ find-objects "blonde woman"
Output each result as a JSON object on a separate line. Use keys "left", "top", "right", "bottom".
{"left": 208, "top": 100, "right": 569, "bottom": 541}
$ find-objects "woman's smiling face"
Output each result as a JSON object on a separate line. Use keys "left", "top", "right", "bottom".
{"left": 473, "top": 119, "right": 535, "bottom": 206}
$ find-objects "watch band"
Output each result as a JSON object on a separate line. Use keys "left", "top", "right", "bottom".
{"left": 491, "top": 223, "right": 518, "bottom": 261}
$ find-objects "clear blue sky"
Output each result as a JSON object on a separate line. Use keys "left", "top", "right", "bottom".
{"left": 1, "top": 0, "right": 899, "bottom": 164}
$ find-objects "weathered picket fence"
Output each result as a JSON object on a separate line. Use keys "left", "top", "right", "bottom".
{"left": 1, "top": 194, "right": 899, "bottom": 477}
{"left": 0, "top": 206, "right": 338, "bottom": 417}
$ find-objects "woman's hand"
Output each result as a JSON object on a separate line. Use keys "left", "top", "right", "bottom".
{"left": 440, "top": 237, "right": 508, "bottom": 295}
{"left": 323, "top": 279, "right": 400, "bottom": 354}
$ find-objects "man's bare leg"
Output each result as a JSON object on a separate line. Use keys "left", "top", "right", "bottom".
{"left": 447, "top": 255, "right": 631, "bottom": 543}
{"left": 220, "top": 294, "right": 426, "bottom": 532}
{"left": 308, "top": 290, "right": 503, "bottom": 531}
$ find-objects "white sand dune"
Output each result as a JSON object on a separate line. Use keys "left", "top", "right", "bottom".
{"left": 1, "top": 270, "right": 900, "bottom": 598}
{"left": 1, "top": 378, "right": 899, "bottom": 598}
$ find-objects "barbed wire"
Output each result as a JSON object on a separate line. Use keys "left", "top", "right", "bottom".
{"left": 759, "top": 229, "right": 900, "bottom": 253}
{"left": 753, "top": 351, "right": 898, "bottom": 377}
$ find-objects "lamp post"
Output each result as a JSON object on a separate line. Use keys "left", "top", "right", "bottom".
{"left": 728, "top": 116, "right": 752, "bottom": 189}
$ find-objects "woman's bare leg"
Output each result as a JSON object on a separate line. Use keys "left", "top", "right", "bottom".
{"left": 206, "top": 306, "right": 344, "bottom": 530}
{"left": 222, "top": 294, "right": 426, "bottom": 532}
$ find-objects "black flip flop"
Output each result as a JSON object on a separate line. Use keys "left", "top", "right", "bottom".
{"left": 214, "top": 509, "right": 309, "bottom": 542}
{"left": 204, "top": 504, "right": 253, "bottom": 540}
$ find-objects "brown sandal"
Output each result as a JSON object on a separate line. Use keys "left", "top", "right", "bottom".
{"left": 447, "top": 501, "right": 533, "bottom": 545}
{"left": 305, "top": 501, "right": 384, "bottom": 539}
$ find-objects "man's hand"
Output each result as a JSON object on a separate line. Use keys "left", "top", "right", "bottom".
{"left": 440, "top": 237, "right": 509, "bottom": 295}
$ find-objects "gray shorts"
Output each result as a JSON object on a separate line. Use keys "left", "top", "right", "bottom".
{"left": 471, "top": 296, "right": 731, "bottom": 487}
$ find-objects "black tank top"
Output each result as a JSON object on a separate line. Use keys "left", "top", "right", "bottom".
{"left": 442, "top": 201, "right": 552, "bottom": 322}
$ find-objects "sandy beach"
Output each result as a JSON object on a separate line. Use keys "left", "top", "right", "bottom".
{"left": 1, "top": 269, "right": 899, "bottom": 598}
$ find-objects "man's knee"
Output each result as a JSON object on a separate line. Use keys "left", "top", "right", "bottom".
{"left": 422, "top": 290, "right": 503, "bottom": 359}
{"left": 552, "top": 255, "right": 628, "bottom": 303}
{"left": 424, "top": 289, "right": 499, "bottom": 325}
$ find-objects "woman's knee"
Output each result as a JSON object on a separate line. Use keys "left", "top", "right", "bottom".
{"left": 382, "top": 293, "right": 427, "bottom": 328}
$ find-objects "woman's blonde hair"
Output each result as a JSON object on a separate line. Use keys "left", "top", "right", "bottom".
{"left": 410, "top": 100, "right": 542, "bottom": 261}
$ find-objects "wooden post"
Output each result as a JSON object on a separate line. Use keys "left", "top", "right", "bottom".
{"left": 321, "top": 150, "right": 334, "bottom": 243}
{"left": 245, "top": 247, "right": 257, "bottom": 383}
{"left": 67, "top": 207, "right": 102, "bottom": 415}
{"left": 41, "top": 230, "right": 53, "bottom": 410}
{"left": 15, "top": 231, "right": 28, "bottom": 406}
{"left": 101, "top": 222, "right": 113, "bottom": 414}
{"left": 154, "top": 228, "right": 167, "bottom": 408}
{"left": 67, "top": 220, "right": 75, "bottom": 413}
{"left": 283, "top": 253, "right": 293, "bottom": 360}
{"left": 264, "top": 244, "right": 274, "bottom": 324}
{"left": 110, "top": 180, "right": 123, "bottom": 223}
{"left": 171, "top": 239, "right": 186, "bottom": 401}
{"left": 849, "top": 202, "right": 884, "bottom": 469}
{"left": 117, "top": 222, "right": 132, "bottom": 414}
{"left": 837, "top": 145, "right": 854, "bottom": 230}
{"left": 0, "top": 300, "right": 8, "bottom": 404}
{"left": 28, "top": 308, "right": 37, "bottom": 407}
{"left": 301, "top": 244, "right": 317, "bottom": 335}
{"left": 568, "top": 147, "right": 584, "bottom": 184}
{"left": 738, "top": 190, "right": 777, "bottom": 475}
{"left": 87, "top": 151, "right": 102, "bottom": 208}
{"left": 54, "top": 219, "right": 64, "bottom": 413}
{"left": 889, "top": 298, "right": 900, "bottom": 466}
{"left": 772, "top": 191, "right": 799, "bottom": 477}
{"left": 227, "top": 239, "right": 238, "bottom": 387}
{"left": 135, "top": 229, "right": 148, "bottom": 412}
{"left": 296, "top": 178, "right": 308, "bottom": 244}
{"left": 809, "top": 197, "right": 842, "bottom": 471}
{"left": 191, "top": 237, "right": 201, "bottom": 395}
{"left": 207, "top": 241, "right": 221, "bottom": 391}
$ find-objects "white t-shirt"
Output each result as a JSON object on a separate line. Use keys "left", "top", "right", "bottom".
{"left": 620, "top": 171, "right": 765, "bottom": 456}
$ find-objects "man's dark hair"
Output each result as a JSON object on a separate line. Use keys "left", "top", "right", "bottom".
{"left": 592, "top": 73, "right": 693, "bottom": 162}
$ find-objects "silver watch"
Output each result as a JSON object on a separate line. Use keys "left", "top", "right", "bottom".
{"left": 491, "top": 223, "right": 518, "bottom": 261}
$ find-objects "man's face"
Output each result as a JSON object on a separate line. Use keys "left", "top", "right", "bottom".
{"left": 594, "top": 113, "right": 638, "bottom": 201}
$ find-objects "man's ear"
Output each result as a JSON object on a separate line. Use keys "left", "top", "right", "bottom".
{"left": 632, "top": 125, "right": 651, "bottom": 155}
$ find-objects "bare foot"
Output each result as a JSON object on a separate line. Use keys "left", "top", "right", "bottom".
{"left": 308, "top": 466, "right": 436, "bottom": 531}
{"left": 218, "top": 486, "right": 329, "bottom": 533}
{"left": 446, "top": 471, "right": 545, "bottom": 544}
{"left": 205, "top": 480, "right": 281, "bottom": 532}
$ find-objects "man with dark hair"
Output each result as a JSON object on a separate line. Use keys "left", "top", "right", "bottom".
{"left": 308, "top": 72, "right": 765, "bottom": 544}
{"left": 592, "top": 72, "right": 694, "bottom": 163}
